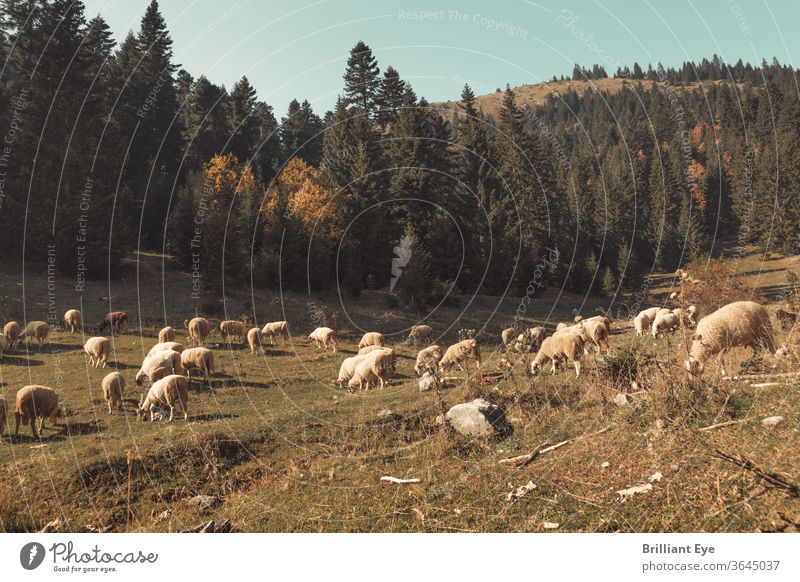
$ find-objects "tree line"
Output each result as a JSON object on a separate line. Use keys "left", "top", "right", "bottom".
{"left": 1, "top": 0, "right": 797, "bottom": 309}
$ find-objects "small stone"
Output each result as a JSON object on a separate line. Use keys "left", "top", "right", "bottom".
{"left": 613, "top": 393, "right": 629, "bottom": 407}
{"left": 506, "top": 480, "right": 536, "bottom": 501}
{"left": 649, "top": 471, "right": 663, "bottom": 482}
{"left": 188, "top": 495, "right": 222, "bottom": 511}
{"left": 446, "top": 398, "right": 510, "bottom": 438}
{"left": 543, "top": 522, "right": 560, "bottom": 530}
{"left": 762, "top": 416, "right": 784, "bottom": 427}
{"left": 377, "top": 409, "right": 398, "bottom": 421}
{"left": 601, "top": 462, "right": 610, "bottom": 469}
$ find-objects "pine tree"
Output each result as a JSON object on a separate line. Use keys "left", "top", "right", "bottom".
{"left": 228, "top": 76, "right": 259, "bottom": 163}
{"left": 376, "top": 65, "right": 405, "bottom": 129}
{"left": 342, "top": 40, "right": 380, "bottom": 118}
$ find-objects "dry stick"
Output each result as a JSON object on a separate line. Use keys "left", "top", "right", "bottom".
{"left": 126, "top": 450, "right": 134, "bottom": 530}
{"left": 698, "top": 418, "right": 751, "bottom": 432}
{"left": 380, "top": 476, "right": 421, "bottom": 484}
{"left": 498, "top": 426, "right": 611, "bottom": 467}
{"left": 712, "top": 450, "right": 800, "bottom": 498}
{"left": 724, "top": 371, "right": 800, "bottom": 381}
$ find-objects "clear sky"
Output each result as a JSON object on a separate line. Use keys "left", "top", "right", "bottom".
{"left": 83, "top": 0, "right": 800, "bottom": 117}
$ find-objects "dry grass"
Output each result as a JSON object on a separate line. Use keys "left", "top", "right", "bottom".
{"left": 0, "top": 252, "right": 798, "bottom": 532}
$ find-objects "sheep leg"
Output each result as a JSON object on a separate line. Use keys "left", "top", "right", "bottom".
{"left": 30, "top": 417, "right": 38, "bottom": 438}
{"left": 574, "top": 360, "right": 581, "bottom": 377}
{"left": 149, "top": 405, "right": 157, "bottom": 422}
{"left": 717, "top": 349, "right": 729, "bottom": 377}
{"left": 14, "top": 414, "right": 21, "bottom": 436}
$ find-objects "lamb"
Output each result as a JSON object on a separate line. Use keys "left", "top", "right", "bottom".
{"left": 20, "top": 321, "right": 49, "bottom": 348}
{"left": 634, "top": 307, "right": 662, "bottom": 336}
{"left": 407, "top": 324, "right": 433, "bottom": 346}
{"left": 135, "top": 349, "right": 183, "bottom": 386}
{"left": 14, "top": 385, "right": 61, "bottom": 438}
{"left": 83, "top": 336, "right": 111, "bottom": 368}
{"left": 101, "top": 372, "right": 125, "bottom": 414}
{"left": 684, "top": 301, "right": 778, "bottom": 377}
{"left": 219, "top": 320, "right": 247, "bottom": 344}
{"left": 530, "top": 331, "right": 585, "bottom": 377}
{"left": 358, "top": 331, "right": 384, "bottom": 349}
{"left": 415, "top": 344, "right": 443, "bottom": 376}
{"left": 0, "top": 397, "right": 6, "bottom": 442}
{"left": 137, "top": 374, "right": 189, "bottom": 422}
{"left": 261, "top": 321, "right": 291, "bottom": 345}
{"left": 247, "top": 327, "right": 265, "bottom": 354}
{"left": 3, "top": 322, "right": 22, "bottom": 350}
{"left": 98, "top": 311, "right": 128, "bottom": 334}
{"left": 308, "top": 327, "right": 338, "bottom": 352}
{"left": 180, "top": 347, "right": 215, "bottom": 385}
{"left": 185, "top": 317, "right": 212, "bottom": 346}
{"left": 348, "top": 349, "right": 393, "bottom": 391}
{"left": 158, "top": 326, "right": 177, "bottom": 343}
{"left": 651, "top": 312, "right": 680, "bottom": 338}
{"left": 439, "top": 339, "right": 481, "bottom": 372}
{"left": 146, "top": 341, "right": 185, "bottom": 358}
{"left": 63, "top": 309, "right": 82, "bottom": 333}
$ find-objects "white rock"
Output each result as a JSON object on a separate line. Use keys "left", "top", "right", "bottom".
{"left": 616, "top": 483, "right": 653, "bottom": 501}
{"left": 649, "top": 471, "right": 663, "bottom": 482}
{"left": 601, "top": 462, "right": 610, "bottom": 469}
{"left": 446, "top": 398, "right": 509, "bottom": 437}
{"left": 613, "top": 393, "right": 629, "bottom": 406}
{"left": 762, "top": 416, "right": 784, "bottom": 427}
{"left": 506, "top": 480, "right": 536, "bottom": 501}
{"left": 542, "top": 522, "right": 560, "bottom": 529}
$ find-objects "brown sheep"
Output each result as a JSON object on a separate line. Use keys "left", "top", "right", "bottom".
{"left": 98, "top": 311, "right": 128, "bottom": 334}
{"left": 3, "top": 322, "right": 22, "bottom": 350}
{"left": 101, "top": 372, "right": 125, "bottom": 414}
{"left": 15, "top": 385, "right": 61, "bottom": 438}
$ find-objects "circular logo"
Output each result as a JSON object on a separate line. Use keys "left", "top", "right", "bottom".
{"left": 20, "top": 542, "right": 46, "bottom": 570}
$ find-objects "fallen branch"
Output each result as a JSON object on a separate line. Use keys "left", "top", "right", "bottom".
{"left": 698, "top": 418, "right": 751, "bottom": 432}
{"left": 723, "top": 371, "right": 800, "bottom": 381}
{"left": 498, "top": 427, "right": 610, "bottom": 468}
{"left": 750, "top": 382, "right": 781, "bottom": 388}
{"left": 712, "top": 450, "right": 800, "bottom": 497}
{"left": 380, "top": 476, "right": 421, "bottom": 484}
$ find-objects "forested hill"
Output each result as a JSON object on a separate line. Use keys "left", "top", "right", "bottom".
{"left": 0, "top": 0, "right": 797, "bottom": 308}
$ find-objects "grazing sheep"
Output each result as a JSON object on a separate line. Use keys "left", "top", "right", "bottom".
{"left": 0, "top": 333, "right": 7, "bottom": 358}
{"left": 135, "top": 349, "right": 183, "bottom": 386}
{"left": 185, "top": 317, "right": 212, "bottom": 346}
{"left": 651, "top": 312, "right": 680, "bottom": 338}
{"left": 261, "top": 321, "right": 290, "bottom": 345}
{"left": 308, "top": 327, "right": 338, "bottom": 352}
{"left": 358, "top": 331, "right": 384, "bottom": 349}
{"left": 336, "top": 354, "right": 367, "bottom": 388}
{"left": 634, "top": 307, "right": 662, "bottom": 336}
{"left": 555, "top": 322, "right": 571, "bottom": 332}
{"left": 63, "top": 309, "right": 82, "bottom": 333}
{"left": 501, "top": 327, "right": 517, "bottom": 348}
{"left": 20, "top": 321, "right": 49, "bottom": 348}
{"left": 407, "top": 324, "right": 433, "bottom": 346}
{"left": 415, "top": 344, "right": 443, "bottom": 376}
{"left": 579, "top": 320, "right": 612, "bottom": 354}
{"left": 219, "top": 320, "right": 247, "bottom": 344}
{"left": 146, "top": 341, "right": 185, "bottom": 358}
{"left": 348, "top": 349, "right": 394, "bottom": 391}
{"left": 0, "top": 397, "right": 6, "bottom": 442}
{"left": 439, "top": 339, "right": 481, "bottom": 372}
{"left": 247, "top": 327, "right": 265, "bottom": 354}
{"left": 98, "top": 311, "right": 128, "bottom": 334}
{"left": 83, "top": 336, "right": 111, "bottom": 368}
{"left": 584, "top": 314, "right": 613, "bottom": 328}
{"left": 137, "top": 374, "right": 189, "bottom": 422}
{"left": 158, "top": 326, "right": 177, "bottom": 343}
{"left": 14, "top": 385, "right": 61, "bottom": 438}
{"left": 358, "top": 344, "right": 384, "bottom": 355}
{"left": 684, "top": 301, "right": 778, "bottom": 377}
{"left": 515, "top": 326, "right": 546, "bottom": 352}
{"left": 776, "top": 308, "right": 797, "bottom": 332}
{"left": 530, "top": 331, "right": 585, "bottom": 377}
{"left": 101, "top": 372, "right": 125, "bottom": 414}
{"left": 180, "top": 347, "right": 215, "bottom": 385}
{"left": 3, "top": 322, "right": 22, "bottom": 350}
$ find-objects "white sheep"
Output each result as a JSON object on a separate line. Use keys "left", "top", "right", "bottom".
{"left": 685, "top": 301, "right": 778, "bottom": 377}
{"left": 407, "top": 324, "right": 433, "bottom": 346}
{"left": 515, "top": 326, "right": 546, "bottom": 352}
{"left": 83, "top": 336, "right": 111, "bottom": 368}
{"left": 101, "top": 372, "right": 125, "bottom": 414}
{"left": 63, "top": 309, "right": 82, "bottom": 333}
{"left": 348, "top": 349, "right": 393, "bottom": 391}
{"left": 415, "top": 344, "right": 443, "bottom": 376}
{"left": 15, "top": 385, "right": 61, "bottom": 438}
{"left": 137, "top": 374, "right": 189, "bottom": 422}
{"left": 357, "top": 345, "right": 383, "bottom": 355}
{"left": 146, "top": 341, "right": 185, "bottom": 358}
{"left": 158, "top": 326, "right": 176, "bottom": 343}
{"left": 261, "top": 321, "right": 290, "bottom": 345}
{"left": 135, "top": 349, "right": 183, "bottom": 386}
{"left": 358, "top": 331, "right": 384, "bottom": 349}
{"left": 439, "top": 339, "right": 481, "bottom": 372}
{"left": 530, "top": 331, "right": 585, "bottom": 377}
{"left": 577, "top": 320, "right": 611, "bottom": 355}
{"left": 220, "top": 320, "right": 247, "bottom": 344}
{"left": 3, "top": 322, "right": 22, "bottom": 350}
{"left": 337, "top": 354, "right": 367, "bottom": 388}
{"left": 180, "top": 347, "right": 215, "bottom": 385}
{"left": 20, "top": 321, "right": 49, "bottom": 348}
{"left": 634, "top": 307, "right": 662, "bottom": 336}
{"left": 308, "top": 327, "right": 338, "bottom": 352}
{"left": 652, "top": 312, "right": 680, "bottom": 338}
{"left": 501, "top": 327, "right": 517, "bottom": 347}
{"left": 247, "top": 327, "right": 265, "bottom": 354}
{"left": 185, "top": 317, "right": 212, "bottom": 346}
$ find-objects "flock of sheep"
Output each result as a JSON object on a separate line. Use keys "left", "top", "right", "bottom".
{"left": 0, "top": 296, "right": 788, "bottom": 441}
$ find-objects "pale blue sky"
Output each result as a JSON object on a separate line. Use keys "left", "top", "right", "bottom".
{"left": 84, "top": 0, "right": 800, "bottom": 116}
